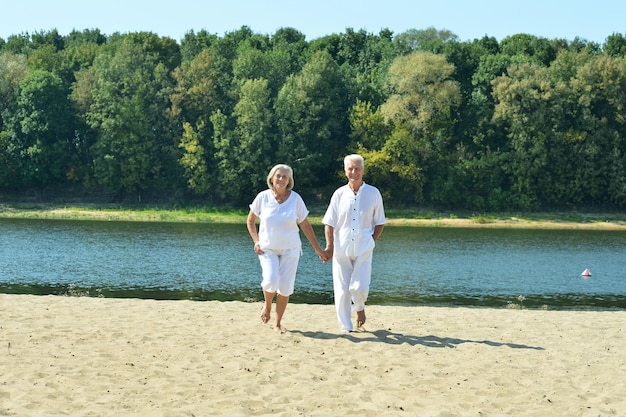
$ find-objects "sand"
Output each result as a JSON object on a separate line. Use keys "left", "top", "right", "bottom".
{"left": 1, "top": 294, "right": 625, "bottom": 416}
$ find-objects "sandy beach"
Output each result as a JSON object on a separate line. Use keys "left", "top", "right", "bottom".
{"left": 1, "top": 294, "right": 625, "bottom": 416}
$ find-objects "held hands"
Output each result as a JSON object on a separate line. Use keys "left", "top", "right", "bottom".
{"left": 315, "top": 247, "right": 337, "bottom": 263}
{"left": 319, "top": 247, "right": 333, "bottom": 263}
{"left": 316, "top": 248, "right": 330, "bottom": 263}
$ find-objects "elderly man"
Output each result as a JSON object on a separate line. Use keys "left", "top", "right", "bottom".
{"left": 323, "top": 154, "right": 386, "bottom": 332}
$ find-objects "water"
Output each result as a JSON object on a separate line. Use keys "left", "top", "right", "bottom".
{"left": 1, "top": 218, "right": 626, "bottom": 309}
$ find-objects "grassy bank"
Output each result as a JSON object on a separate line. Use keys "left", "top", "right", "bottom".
{"left": 0, "top": 203, "right": 246, "bottom": 223}
{"left": 1, "top": 202, "right": 625, "bottom": 230}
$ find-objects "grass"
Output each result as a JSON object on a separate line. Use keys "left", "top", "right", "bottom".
{"left": 1, "top": 202, "right": 625, "bottom": 230}
{"left": 378, "top": 208, "right": 626, "bottom": 229}
{"left": 0, "top": 203, "right": 249, "bottom": 224}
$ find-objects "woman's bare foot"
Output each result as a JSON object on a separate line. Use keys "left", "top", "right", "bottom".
{"left": 274, "top": 324, "right": 285, "bottom": 334}
{"left": 356, "top": 310, "right": 366, "bottom": 328}
{"left": 261, "top": 308, "right": 270, "bottom": 324}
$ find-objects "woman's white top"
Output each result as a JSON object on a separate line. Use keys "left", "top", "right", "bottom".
{"left": 249, "top": 189, "right": 309, "bottom": 250}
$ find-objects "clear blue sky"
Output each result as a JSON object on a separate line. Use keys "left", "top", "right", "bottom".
{"left": 1, "top": 0, "right": 624, "bottom": 44}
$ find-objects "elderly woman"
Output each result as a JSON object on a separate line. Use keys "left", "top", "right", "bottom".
{"left": 247, "top": 164, "right": 328, "bottom": 333}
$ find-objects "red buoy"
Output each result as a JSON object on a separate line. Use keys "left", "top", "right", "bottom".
{"left": 582, "top": 268, "right": 592, "bottom": 277}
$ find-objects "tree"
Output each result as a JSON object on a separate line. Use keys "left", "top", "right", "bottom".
{"left": 86, "top": 36, "right": 176, "bottom": 200}
{"left": 2, "top": 33, "right": 31, "bottom": 55}
{"left": 499, "top": 33, "right": 560, "bottom": 66}
{"left": 492, "top": 61, "right": 581, "bottom": 208}
{"left": 382, "top": 51, "right": 461, "bottom": 130}
{"left": 275, "top": 50, "right": 350, "bottom": 191}
{"left": 30, "top": 29, "right": 64, "bottom": 52}
{"left": 180, "top": 29, "right": 218, "bottom": 63}
{"left": 2, "top": 70, "right": 74, "bottom": 191}
{"left": 0, "top": 52, "right": 28, "bottom": 127}
{"left": 348, "top": 100, "right": 394, "bottom": 198}
{"left": 170, "top": 49, "right": 223, "bottom": 196}
{"left": 380, "top": 50, "right": 461, "bottom": 203}
{"left": 213, "top": 78, "right": 274, "bottom": 203}
{"left": 267, "top": 27, "right": 307, "bottom": 94}
{"left": 61, "top": 29, "right": 106, "bottom": 82}
{"left": 571, "top": 55, "right": 626, "bottom": 207}
{"left": 178, "top": 121, "right": 211, "bottom": 195}
{"left": 170, "top": 49, "right": 221, "bottom": 132}
{"left": 393, "top": 27, "right": 459, "bottom": 54}
{"left": 442, "top": 38, "right": 495, "bottom": 154}
{"left": 604, "top": 33, "right": 626, "bottom": 57}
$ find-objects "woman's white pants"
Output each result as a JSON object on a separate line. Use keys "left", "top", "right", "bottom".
{"left": 258, "top": 247, "right": 300, "bottom": 296}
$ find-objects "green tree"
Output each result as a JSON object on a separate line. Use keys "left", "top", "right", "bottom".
{"left": 571, "top": 55, "right": 626, "bottom": 207}
{"left": 0, "top": 52, "right": 28, "bottom": 125}
{"left": 214, "top": 78, "right": 274, "bottom": 203}
{"left": 393, "top": 27, "right": 459, "bottom": 54}
{"left": 86, "top": 36, "right": 176, "bottom": 200}
{"left": 30, "top": 29, "right": 64, "bottom": 52}
{"left": 2, "top": 33, "right": 31, "bottom": 55}
{"left": 178, "top": 121, "right": 211, "bottom": 195}
{"left": 61, "top": 29, "right": 106, "bottom": 83}
{"left": 348, "top": 100, "right": 394, "bottom": 199}
{"left": 170, "top": 49, "right": 221, "bottom": 131}
{"left": 170, "top": 49, "right": 223, "bottom": 196}
{"left": 499, "top": 33, "right": 559, "bottom": 66}
{"left": 275, "top": 50, "right": 350, "bottom": 191}
{"left": 380, "top": 50, "right": 461, "bottom": 203}
{"left": 2, "top": 70, "right": 74, "bottom": 191}
{"left": 267, "top": 27, "right": 308, "bottom": 94}
{"left": 180, "top": 29, "right": 218, "bottom": 63}
{"left": 492, "top": 62, "right": 576, "bottom": 208}
{"left": 0, "top": 52, "right": 25, "bottom": 186}
{"left": 603, "top": 33, "right": 626, "bottom": 57}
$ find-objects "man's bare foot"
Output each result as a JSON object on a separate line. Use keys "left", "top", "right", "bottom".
{"left": 274, "top": 324, "right": 285, "bottom": 334}
{"left": 356, "top": 310, "right": 366, "bottom": 328}
{"left": 261, "top": 308, "right": 270, "bottom": 324}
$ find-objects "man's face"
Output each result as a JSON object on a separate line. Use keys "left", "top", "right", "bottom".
{"left": 344, "top": 160, "right": 364, "bottom": 183}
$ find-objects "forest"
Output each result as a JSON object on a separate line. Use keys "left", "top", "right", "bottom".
{"left": 2, "top": 26, "right": 626, "bottom": 210}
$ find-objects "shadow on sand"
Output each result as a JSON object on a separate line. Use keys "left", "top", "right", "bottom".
{"left": 289, "top": 328, "right": 544, "bottom": 350}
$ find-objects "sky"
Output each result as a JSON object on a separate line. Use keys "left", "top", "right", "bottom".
{"left": 1, "top": 0, "right": 624, "bottom": 45}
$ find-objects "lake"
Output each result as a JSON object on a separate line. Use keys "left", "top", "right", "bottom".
{"left": 1, "top": 218, "right": 625, "bottom": 309}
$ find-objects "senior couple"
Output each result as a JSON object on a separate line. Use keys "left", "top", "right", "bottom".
{"left": 246, "top": 154, "right": 386, "bottom": 334}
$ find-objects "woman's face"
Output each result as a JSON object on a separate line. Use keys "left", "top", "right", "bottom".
{"left": 271, "top": 168, "right": 290, "bottom": 190}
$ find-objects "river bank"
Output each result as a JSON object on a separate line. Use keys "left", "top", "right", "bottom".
{"left": 1, "top": 202, "right": 625, "bottom": 230}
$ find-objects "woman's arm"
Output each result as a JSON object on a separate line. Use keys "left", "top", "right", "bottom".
{"left": 299, "top": 219, "right": 328, "bottom": 262}
{"left": 246, "top": 210, "right": 263, "bottom": 254}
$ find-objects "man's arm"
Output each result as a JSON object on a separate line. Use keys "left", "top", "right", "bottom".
{"left": 372, "top": 224, "right": 384, "bottom": 242}
{"left": 324, "top": 224, "right": 334, "bottom": 258}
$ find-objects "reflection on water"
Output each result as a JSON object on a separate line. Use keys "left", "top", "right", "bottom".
{"left": 1, "top": 218, "right": 625, "bottom": 309}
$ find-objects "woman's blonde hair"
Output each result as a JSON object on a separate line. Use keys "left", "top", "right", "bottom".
{"left": 266, "top": 164, "right": 295, "bottom": 190}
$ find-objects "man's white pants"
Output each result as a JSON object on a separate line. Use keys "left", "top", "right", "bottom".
{"left": 332, "top": 250, "right": 373, "bottom": 332}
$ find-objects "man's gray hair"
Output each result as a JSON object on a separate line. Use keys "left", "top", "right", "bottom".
{"left": 344, "top": 154, "right": 364, "bottom": 169}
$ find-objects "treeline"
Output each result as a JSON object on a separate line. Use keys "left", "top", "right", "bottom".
{"left": 2, "top": 27, "right": 626, "bottom": 210}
